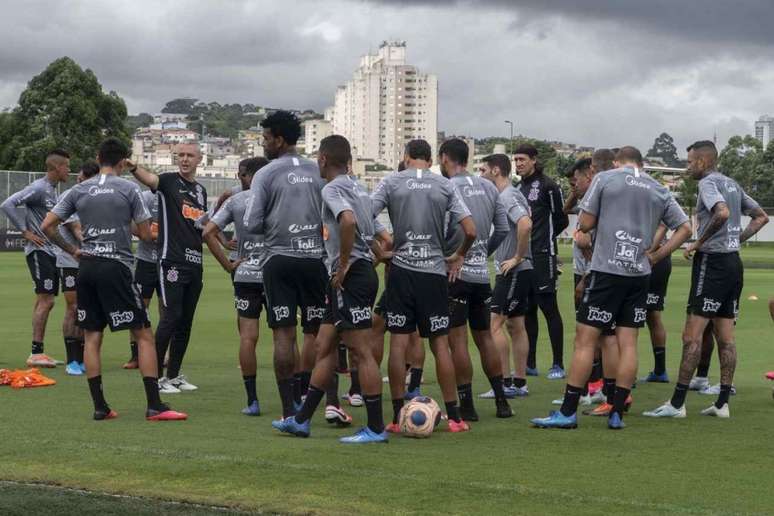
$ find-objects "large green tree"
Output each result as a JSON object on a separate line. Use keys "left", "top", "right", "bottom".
{"left": 647, "top": 132, "right": 682, "bottom": 167}
{"left": 0, "top": 57, "right": 129, "bottom": 171}
{"left": 719, "top": 135, "right": 774, "bottom": 207}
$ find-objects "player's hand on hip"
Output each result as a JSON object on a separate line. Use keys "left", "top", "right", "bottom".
{"left": 500, "top": 256, "right": 523, "bottom": 276}
{"left": 332, "top": 262, "right": 350, "bottom": 290}
{"left": 683, "top": 243, "right": 697, "bottom": 260}
{"left": 446, "top": 252, "right": 465, "bottom": 282}
{"left": 23, "top": 230, "right": 46, "bottom": 247}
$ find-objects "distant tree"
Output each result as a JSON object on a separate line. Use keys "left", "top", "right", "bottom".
{"left": 162, "top": 98, "right": 198, "bottom": 114}
{"left": 647, "top": 132, "right": 681, "bottom": 167}
{"left": 0, "top": 57, "right": 129, "bottom": 171}
{"left": 719, "top": 135, "right": 774, "bottom": 207}
{"left": 127, "top": 112, "right": 154, "bottom": 133}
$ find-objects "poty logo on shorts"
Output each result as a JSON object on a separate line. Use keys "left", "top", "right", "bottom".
{"left": 288, "top": 173, "right": 313, "bottom": 185}
{"left": 43, "top": 279, "right": 53, "bottom": 291}
{"left": 508, "top": 300, "right": 519, "bottom": 312}
{"left": 349, "top": 307, "right": 371, "bottom": 324}
{"left": 387, "top": 312, "right": 407, "bottom": 327}
{"left": 633, "top": 308, "right": 646, "bottom": 323}
{"left": 289, "top": 223, "right": 319, "bottom": 234}
{"left": 587, "top": 306, "right": 613, "bottom": 324}
{"left": 647, "top": 293, "right": 660, "bottom": 305}
{"left": 406, "top": 179, "right": 431, "bottom": 190}
{"left": 77, "top": 309, "right": 86, "bottom": 322}
{"left": 110, "top": 311, "right": 135, "bottom": 326}
{"left": 703, "top": 298, "right": 721, "bottom": 313}
{"left": 235, "top": 297, "right": 250, "bottom": 311}
{"left": 273, "top": 306, "right": 290, "bottom": 320}
{"left": 65, "top": 275, "right": 76, "bottom": 288}
{"left": 429, "top": 316, "right": 449, "bottom": 332}
{"left": 306, "top": 306, "right": 325, "bottom": 320}
{"left": 167, "top": 268, "right": 179, "bottom": 282}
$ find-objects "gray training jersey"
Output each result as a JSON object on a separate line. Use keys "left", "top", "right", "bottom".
{"left": 372, "top": 168, "right": 471, "bottom": 277}
{"left": 696, "top": 171, "right": 760, "bottom": 254}
{"left": 212, "top": 190, "right": 264, "bottom": 284}
{"left": 580, "top": 167, "right": 688, "bottom": 277}
{"left": 446, "top": 172, "right": 508, "bottom": 284}
{"left": 52, "top": 173, "right": 151, "bottom": 270}
{"left": 244, "top": 154, "right": 325, "bottom": 265}
{"left": 494, "top": 185, "right": 533, "bottom": 275}
{"left": 1, "top": 177, "right": 59, "bottom": 256}
{"left": 55, "top": 188, "right": 81, "bottom": 269}
{"left": 321, "top": 174, "right": 375, "bottom": 275}
{"left": 135, "top": 190, "right": 159, "bottom": 264}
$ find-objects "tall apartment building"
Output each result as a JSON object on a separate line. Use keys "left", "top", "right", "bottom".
{"left": 329, "top": 41, "right": 438, "bottom": 167}
{"left": 755, "top": 115, "right": 774, "bottom": 149}
{"left": 303, "top": 119, "right": 333, "bottom": 155}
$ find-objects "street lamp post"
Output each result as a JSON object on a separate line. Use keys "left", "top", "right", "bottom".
{"left": 504, "top": 120, "right": 514, "bottom": 154}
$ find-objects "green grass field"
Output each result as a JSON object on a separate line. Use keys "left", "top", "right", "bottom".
{"left": 2, "top": 247, "right": 774, "bottom": 515}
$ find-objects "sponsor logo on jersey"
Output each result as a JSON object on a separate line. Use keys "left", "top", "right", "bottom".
{"left": 288, "top": 172, "right": 313, "bottom": 185}
{"left": 386, "top": 312, "right": 407, "bottom": 327}
{"left": 273, "top": 306, "right": 290, "bottom": 320}
{"left": 462, "top": 186, "right": 486, "bottom": 197}
{"left": 243, "top": 240, "right": 263, "bottom": 251}
{"left": 403, "top": 243, "right": 432, "bottom": 261}
{"left": 625, "top": 175, "right": 651, "bottom": 189}
{"left": 289, "top": 223, "right": 319, "bottom": 234}
{"left": 405, "top": 231, "right": 431, "bottom": 241}
{"left": 349, "top": 307, "right": 371, "bottom": 324}
{"left": 724, "top": 181, "right": 738, "bottom": 193}
{"left": 702, "top": 298, "right": 721, "bottom": 313}
{"left": 235, "top": 297, "right": 250, "bottom": 311}
{"left": 633, "top": 308, "right": 647, "bottom": 323}
{"left": 406, "top": 179, "right": 431, "bottom": 190}
{"left": 429, "top": 315, "right": 449, "bottom": 332}
{"left": 90, "top": 241, "right": 116, "bottom": 254}
{"left": 587, "top": 306, "right": 613, "bottom": 323}
{"left": 110, "top": 310, "right": 135, "bottom": 327}
{"left": 290, "top": 236, "right": 321, "bottom": 253}
{"left": 185, "top": 248, "right": 203, "bottom": 265}
{"left": 86, "top": 227, "right": 116, "bottom": 237}
{"left": 88, "top": 186, "right": 115, "bottom": 196}
{"left": 182, "top": 203, "right": 205, "bottom": 222}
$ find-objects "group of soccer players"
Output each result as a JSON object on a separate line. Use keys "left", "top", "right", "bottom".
{"left": 3, "top": 109, "right": 770, "bottom": 439}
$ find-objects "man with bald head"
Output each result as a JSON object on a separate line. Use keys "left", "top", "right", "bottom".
{"left": 128, "top": 142, "right": 208, "bottom": 394}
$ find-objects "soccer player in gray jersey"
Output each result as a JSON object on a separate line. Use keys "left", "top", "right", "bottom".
{"left": 533, "top": 146, "right": 691, "bottom": 430}
{"left": 244, "top": 110, "right": 329, "bottom": 420}
{"left": 480, "top": 154, "right": 534, "bottom": 408}
{"left": 645, "top": 140, "right": 768, "bottom": 419}
{"left": 1, "top": 149, "right": 70, "bottom": 367}
{"left": 203, "top": 158, "right": 268, "bottom": 416}
{"left": 41, "top": 137, "right": 186, "bottom": 422}
{"left": 440, "top": 140, "right": 513, "bottom": 421}
{"left": 372, "top": 139, "right": 476, "bottom": 433}
{"left": 272, "top": 135, "right": 389, "bottom": 443}
{"left": 57, "top": 161, "right": 100, "bottom": 375}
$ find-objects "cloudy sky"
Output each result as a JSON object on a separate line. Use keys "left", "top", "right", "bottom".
{"left": 1, "top": 0, "right": 773, "bottom": 153}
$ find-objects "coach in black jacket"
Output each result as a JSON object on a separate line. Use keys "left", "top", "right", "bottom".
{"left": 514, "top": 144, "right": 569, "bottom": 379}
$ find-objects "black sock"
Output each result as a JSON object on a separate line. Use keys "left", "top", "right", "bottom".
{"left": 31, "top": 341, "right": 44, "bottom": 355}
{"left": 364, "top": 394, "right": 384, "bottom": 433}
{"left": 130, "top": 341, "right": 138, "bottom": 360}
{"left": 670, "top": 382, "right": 689, "bottom": 409}
{"left": 696, "top": 363, "right": 710, "bottom": 378}
{"left": 653, "top": 347, "right": 666, "bottom": 375}
{"left": 76, "top": 339, "right": 84, "bottom": 363}
{"left": 559, "top": 384, "right": 584, "bottom": 417}
{"left": 325, "top": 373, "right": 340, "bottom": 408}
{"left": 143, "top": 376, "right": 164, "bottom": 410}
{"left": 299, "top": 371, "right": 312, "bottom": 395}
{"left": 715, "top": 384, "right": 732, "bottom": 409}
{"left": 504, "top": 376, "right": 514, "bottom": 388}
{"left": 278, "top": 378, "right": 296, "bottom": 418}
{"left": 445, "top": 401, "right": 461, "bottom": 423}
{"left": 513, "top": 377, "right": 527, "bottom": 389}
{"left": 349, "top": 368, "right": 361, "bottom": 396}
{"left": 407, "top": 368, "right": 423, "bottom": 392}
{"left": 612, "top": 386, "right": 631, "bottom": 417}
{"left": 292, "top": 373, "right": 303, "bottom": 404}
{"left": 391, "top": 398, "right": 404, "bottom": 424}
{"left": 87, "top": 375, "right": 109, "bottom": 412}
{"left": 603, "top": 378, "right": 616, "bottom": 405}
{"left": 243, "top": 375, "right": 257, "bottom": 405}
{"left": 590, "top": 360, "right": 602, "bottom": 383}
{"left": 64, "top": 337, "right": 78, "bottom": 363}
{"left": 487, "top": 375, "right": 506, "bottom": 402}
{"left": 337, "top": 342, "right": 348, "bottom": 371}
{"left": 581, "top": 383, "right": 589, "bottom": 396}
{"left": 295, "top": 384, "right": 325, "bottom": 423}
{"left": 457, "top": 383, "right": 473, "bottom": 407}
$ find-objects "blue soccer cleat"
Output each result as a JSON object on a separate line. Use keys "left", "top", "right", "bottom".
{"left": 339, "top": 427, "right": 389, "bottom": 444}
{"left": 547, "top": 365, "right": 566, "bottom": 380}
{"left": 271, "top": 416, "right": 310, "bottom": 438}
{"left": 293, "top": 400, "right": 303, "bottom": 414}
{"left": 404, "top": 387, "right": 421, "bottom": 400}
{"left": 641, "top": 371, "right": 669, "bottom": 383}
{"left": 526, "top": 367, "right": 539, "bottom": 377}
{"left": 241, "top": 400, "right": 261, "bottom": 416}
{"left": 78, "top": 362, "right": 86, "bottom": 374}
{"left": 66, "top": 361, "right": 83, "bottom": 376}
{"left": 530, "top": 410, "right": 578, "bottom": 429}
{"left": 608, "top": 412, "right": 626, "bottom": 430}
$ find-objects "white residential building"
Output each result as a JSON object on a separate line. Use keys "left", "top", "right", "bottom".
{"left": 328, "top": 41, "right": 438, "bottom": 167}
{"left": 755, "top": 115, "right": 774, "bottom": 149}
{"left": 304, "top": 119, "right": 333, "bottom": 155}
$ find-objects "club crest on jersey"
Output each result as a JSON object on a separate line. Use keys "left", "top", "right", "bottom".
{"left": 587, "top": 306, "right": 613, "bottom": 324}
{"left": 43, "top": 279, "right": 53, "bottom": 291}
{"left": 235, "top": 297, "right": 250, "bottom": 311}
{"left": 349, "top": 307, "right": 371, "bottom": 324}
{"left": 387, "top": 312, "right": 407, "bottom": 327}
{"left": 65, "top": 275, "right": 76, "bottom": 288}
{"left": 429, "top": 316, "right": 449, "bottom": 332}
{"left": 702, "top": 298, "right": 721, "bottom": 313}
{"left": 110, "top": 310, "right": 135, "bottom": 326}
{"left": 77, "top": 309, "right": 86, "bottom": 322}
{"left": 166, "top": 268, "right": 179, "bottom": 283}
{"left": 273, "top": 306, "right": 290, "bottom": 320}
{"left": 633, "top": 308, "right": 646, "bottom": 323}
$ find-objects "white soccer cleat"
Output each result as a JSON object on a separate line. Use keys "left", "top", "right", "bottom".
{"left": 158, "top": 377, "right": 181, "bottom": 394}
{"left": 169, "top": 375, "right": 198, "bottom": 392}
{"left": 688, "top": 376, "right": 709, "bottom": 391}
{"left": 698, "top": 383, "right": 736, "bottom": 396}
{"left": 342, "top": 393, "right": 364, "bottom": 407}
{"left": 26, "top": 353, "right": 58, "bottom": 368}
{"left": 551, "top": 395, "right": 591, "bottom": 406}
{"left": 478, "top": 389, "right": 496, "bottom": 399}
{"left": 700, "top": 403, "right": 730, "bottom": 418}
{"left": 642, "top": 401, "right": 686, "bottom": 418}
{"left": 589, "top": 390, "right": 606, "bottom": 404}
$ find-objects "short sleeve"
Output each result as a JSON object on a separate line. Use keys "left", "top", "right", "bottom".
{"left": 211, "top": 197, "right": 235, "bottom": 229}
{"left": 371, "top": 178, "right": 389, "bottom": 216}
{"left": 154, "top": 173, "right": 174, "bottom": 194}
{"left": 740, "top": 189, "right": 761, "bottom": 215}
{"left": 661, "top": 195, "right": 689, "bottom": 230}
{"left": 698, "top": 178, "right": 725, "bottom": 212}
{"left": 505, "top": 193, "right": 529, "bottom": 225}
{"left": 130, "top": 186, "right": 151, "bottom": 224}
{"left": 446, "top": 183, "right": 471, "bottom": 224}
{"left": 579, "top": 174, "right": 604, "bottom": 216}
{"left": 52, "top": 189, "right": 77, "bottom": 222}
{"left": 323, "top": 184, "right": 354, "bottom": 221}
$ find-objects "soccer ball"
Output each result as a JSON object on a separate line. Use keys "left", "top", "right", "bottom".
{"left": 399, "top": 396, "right": 442, "bottom": 438}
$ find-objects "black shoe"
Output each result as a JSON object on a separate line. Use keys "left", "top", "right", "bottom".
{"left": 460, "top": 403, "right": 479, "bottom": 422}
{"left": 495, "top": 400, "right": 513, "bottom": 419}
{"left": 93, "top": 407, "right": 117, "bottom": 420}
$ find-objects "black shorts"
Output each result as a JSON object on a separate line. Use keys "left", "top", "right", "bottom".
{"left": 263, "top": 255, "right": 327, "bottom": 333}
{"left": 383, "top": 265, "right": 450, "bottom": 338}
{"left": 26, "top": 251, "right": 59, "bottom": 295}
{"left": 646, "top": 256, "right": 672, "bottom": 312}
{"left": 449, "top": 280, "right": 492, "bottom": 330}
{"left": 134, "top": 259, "right": 160, "bottom": 300}
{"left": 60, "top": 267, "right": 78, "bottom": 292}
{"left": 574, "top": 273, "right": 615, "bottom": 336}
{"left": 76, "top": 256, "right": 149, "bottom": 332}
{"left": 373, "top": 290, "right": 387, "bottom": 316}
{"left": 491, "top": 269, "right": 533, "bottom": 318}
{"left": 324, "top": 260, "right": 378, "bottom": 330}
{"left": 687, "top": 252, "right": 743, "bottom": 319}
{"left": 234, "top": 282, "right": 265, "bottom": 320}
{"left": 532, "top": 253, "right": 558, "bottom": 294}
{"left": 577, "top": 271, "right": 649, "bottom": 329}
